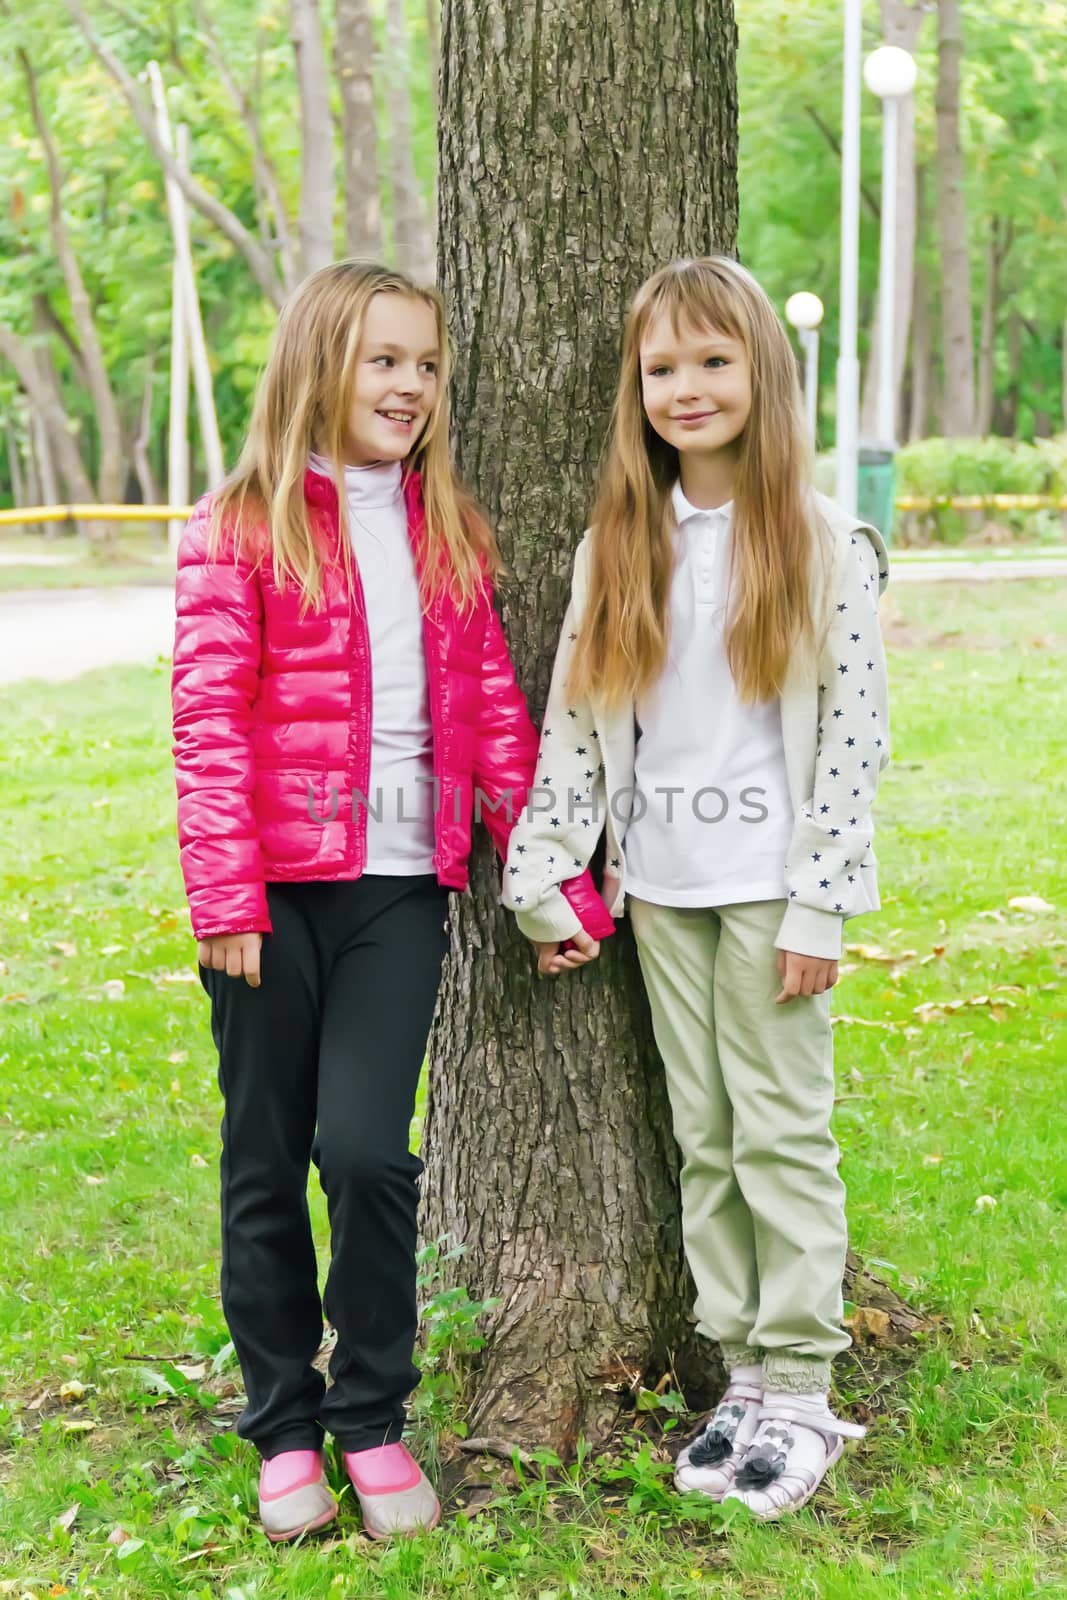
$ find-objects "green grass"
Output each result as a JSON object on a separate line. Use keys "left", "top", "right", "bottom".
{"left": 0, "top": 581, "right": 1065, "bottom": 1597}
{"left": 0, "top": 528, "right": 173, "bottom": 591}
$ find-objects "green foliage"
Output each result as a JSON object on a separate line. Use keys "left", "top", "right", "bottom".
{"left": 739, "top": 0, "right": 1067, "bottom": 440}
{"left": 893, "top": 433, "right": 1067, "bottom": 542}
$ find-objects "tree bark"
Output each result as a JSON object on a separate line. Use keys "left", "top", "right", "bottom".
{"left": 335, "top": 0, "right": 384, "bottom": 257}
{"left": 935, "top": 0, "right": 976, "bottom": 435}
{"left": 65, "top": 0, "right": 285, "bottom": 309}
{"left": 291, "top": 0, "right": 336, "bottom": 278}
{"left": 993, "top": 312, "right": 1021, "bottom": 437}
{"left": 859, "top": 0, "right": 924, "bottom": 444}
{"left": 19, "top": 45, "right": 125, "bottom": 517}
{"left": 384, "top": 0, "right": 434, "bottom": 283}
{"left": 424, "top": 0, "right": 739, "bottom": 1456}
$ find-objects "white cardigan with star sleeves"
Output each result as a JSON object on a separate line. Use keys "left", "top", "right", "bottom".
{"left": 501, "top": 492, "right": 890, "bottom": 961}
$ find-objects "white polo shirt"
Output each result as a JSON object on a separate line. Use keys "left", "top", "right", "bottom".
{"left": 623, "top": 481, "right": 794, "bottom": 907}
{"left": 310, "top": 454, "right": 436, "bottom": 873}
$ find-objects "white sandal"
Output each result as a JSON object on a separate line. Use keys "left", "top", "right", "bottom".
{"left": 673, "top": 1376, "right": 764, "bottom": 1500}
{"left": 722, "top": 1398, "right": 866, "bottom": 1521}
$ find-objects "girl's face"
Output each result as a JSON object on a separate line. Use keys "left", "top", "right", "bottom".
{"left": 638, "top": 313, "right": 752, "bottom": 459}
{"left": 342, "top": 292, "right": 441, "bottom": 466}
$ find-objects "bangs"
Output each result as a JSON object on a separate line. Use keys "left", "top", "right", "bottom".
{"left": 637, "top": 263, "right": 748, "bottom": 352}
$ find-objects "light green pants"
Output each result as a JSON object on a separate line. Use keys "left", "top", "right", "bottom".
{"left": 628, "top": 895, "right": 851, "bottom": 1393}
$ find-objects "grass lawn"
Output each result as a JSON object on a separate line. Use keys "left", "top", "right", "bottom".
{"left": 0, "top": 579, "right": 1064, "bottom": 1598}
{"left": 0, "top": 529, "right": 174, "bottom": 592}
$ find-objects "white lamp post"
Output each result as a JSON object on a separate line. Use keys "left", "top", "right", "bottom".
{"left": 863, "top": 44, "right": 918, "bottom": 448}
{"left": 785, "top": 292, "right": 825, "bottom": 445}
{"left": 836, "top": 0, "right": 863, "bottom": 514}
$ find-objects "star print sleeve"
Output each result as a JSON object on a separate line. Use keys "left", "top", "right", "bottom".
{"left": 500, "top": 563, "right": 609, "bottom": 945}
{"left": 776, "top": 528, "right": 891, "bottom": 962}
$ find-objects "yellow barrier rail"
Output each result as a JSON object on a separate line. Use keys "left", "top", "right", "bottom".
{"left": 897, "top": 494, "right": 1067, "bottom": 512}
{"left": 1, "top": 495, "right": 1066, "bottom": 529}
{"left": 0, "top": 504, "right": 194, "bottom": 527}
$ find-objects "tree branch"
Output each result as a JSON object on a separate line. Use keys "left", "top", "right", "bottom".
{"left": 19, "top": 43, "right": 126, "bottom": 501}
{"left": 64, "top": 0, "right": 285, "bottom": 308}
{"left": 189, "top": 0, "right": 296, "bottom": 292}
{"left": 804, "top": 105, "right": 881, "bottom": 220}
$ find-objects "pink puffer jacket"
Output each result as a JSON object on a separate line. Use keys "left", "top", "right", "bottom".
{"left": 172, "top": 467, "right": 615, "bottom": 943}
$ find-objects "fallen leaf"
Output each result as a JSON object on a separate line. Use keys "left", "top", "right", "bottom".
{"left": 155, "top": 970, "right": 197, "bottom": 984}
{"left": 102, "top": 979, "right": 125, "bottom": 1000}
{"left": 100, "top": 944, "right": 125, "bottom": 956}
{"left": 59, "top": 1379, "right": 87, "bottom": 1402}
{"left": 1008, "top": 895, "right": 1055, "bottom": 914}
{"left": 831, "top": 1014, "right": 900, "bottom": 1031}
{"left": 173, "top": 1362, "right": 207, "bottom": 1382}
{"left": 54, "top": 1505, "right": 78, "bottom": 1535}
{"left": 168, "top": 1050, "right": 188, "bottom": 1064}
{"left": 846, "top": 1306, "right": 891, "bottom": 1343}
{"left": 60, "top": 1418, "right": 97, "bottom": 1433}
{"left": 51, "top": 943, "right": 77, "bottom": 958}
{"left": 189, "top": 1153, "right": 208, "bottom": 1169}
{"left": 845, "top": 943, "right": 917, "bottom": 964}
{"left": 974, "top": 1195, "right": 998, "bottom": 1212}
{"left": 84, "top": 1174, "right": 105, "bottom": 1186}
{"left": 922, "top": 1153, "right": 943, "bottom": 1166}
{"left": 107, "top": 1526, "right": 130, "bottom": 1546}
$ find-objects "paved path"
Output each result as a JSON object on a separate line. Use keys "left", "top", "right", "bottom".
{"left": 892, "top": 557, "right": 1067, "bottom": 583}
{"left": 1, "top": 560, "right": 1065, "bottom": 686}
{"left": 0, "top": 586, "right": 175, "bottom": 686}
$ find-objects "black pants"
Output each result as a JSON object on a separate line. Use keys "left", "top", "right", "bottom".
{"left": 200, "top": 875, "right": 450, "bottom": 1458}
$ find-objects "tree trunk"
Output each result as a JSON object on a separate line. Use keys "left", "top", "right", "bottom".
{"left": 935, "top": 0, "right": 976, "bottom": 436}
{"left": 976, "top": 216, "right": 1009, "bottom": 437}
{"left": 424, "top": 0, "right": 739, "bottom": 1457}
{"left": 425, "top": 0, "right": 441, "bottom": 116}
{"left": 20, "top": 45, "right": 125, "bottom": 521}
{"left": 0, "top": 325, "right": 95, "bottom": 520}
{"left": 31, "top": 409, "right": 63, "bottom": 539}
{"left": 907, "top": 254, "right": 932, "bottom": 442}
{"left": 335, "top": 0, "right": 384, "bottom": 257}
{"left": 291, "top": 0, "right": 336, "bottom": 278}
{"left": 859, "top": 0, "right": 924, "bottom": 444}
{"left": 385, "top": 0, "right": 434, "bottom": 284}
{"left": 133, "top": 353, "right": 160, "bottom": 506}
{"left": 993, "top": 312, "right": 1021, "bottom": 437}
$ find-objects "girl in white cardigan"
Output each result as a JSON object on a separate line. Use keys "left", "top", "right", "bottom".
{"left": 502, "top": 257, "right": 889, "bottom": 1520}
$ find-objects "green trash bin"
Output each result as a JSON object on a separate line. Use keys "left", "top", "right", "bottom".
{"left": 856, "top": 447, "right": 896, "bottom": 544}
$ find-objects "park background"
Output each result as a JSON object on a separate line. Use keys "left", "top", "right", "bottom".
{"left": 0, "top": 1, "right": 1065, "bottom": 1598}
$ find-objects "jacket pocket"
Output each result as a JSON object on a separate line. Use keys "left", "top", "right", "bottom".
{"left": 254, "top": 768, "right": 334, "bottom": 864}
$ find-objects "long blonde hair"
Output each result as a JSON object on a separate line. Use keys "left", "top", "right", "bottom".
{"left": 208, "top": 259, "right": 497, "bottom": 608}
{"left": 570, "top": 256, "right": 825, "bottom": 706}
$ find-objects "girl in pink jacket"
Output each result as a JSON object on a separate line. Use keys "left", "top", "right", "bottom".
{"left": 172, "top": 260, "right": 611, "bottom": 1544}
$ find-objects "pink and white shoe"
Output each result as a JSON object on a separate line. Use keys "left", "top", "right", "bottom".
{"left": 258, "top": 1449, "right": 337, "bottom": 1542}
{"left": 722, "top": 1397, "right": 867, "bottom": 1521}
{"left": 342, "top": 1442, "right": 440, "bottom": 1539}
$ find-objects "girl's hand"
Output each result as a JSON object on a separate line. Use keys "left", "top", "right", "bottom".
{"left": 775, "top": 948, "right": 838, "bottom": 1004}
{"left": 533, "top": 930, "right": 600, "bottom": 978}
{"left": 197, "top": 932, "right": 263, "bottom": 988}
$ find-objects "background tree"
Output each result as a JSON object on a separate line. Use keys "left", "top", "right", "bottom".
{"left": 934, "top": 0, "right": 976, "bottom": 434}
